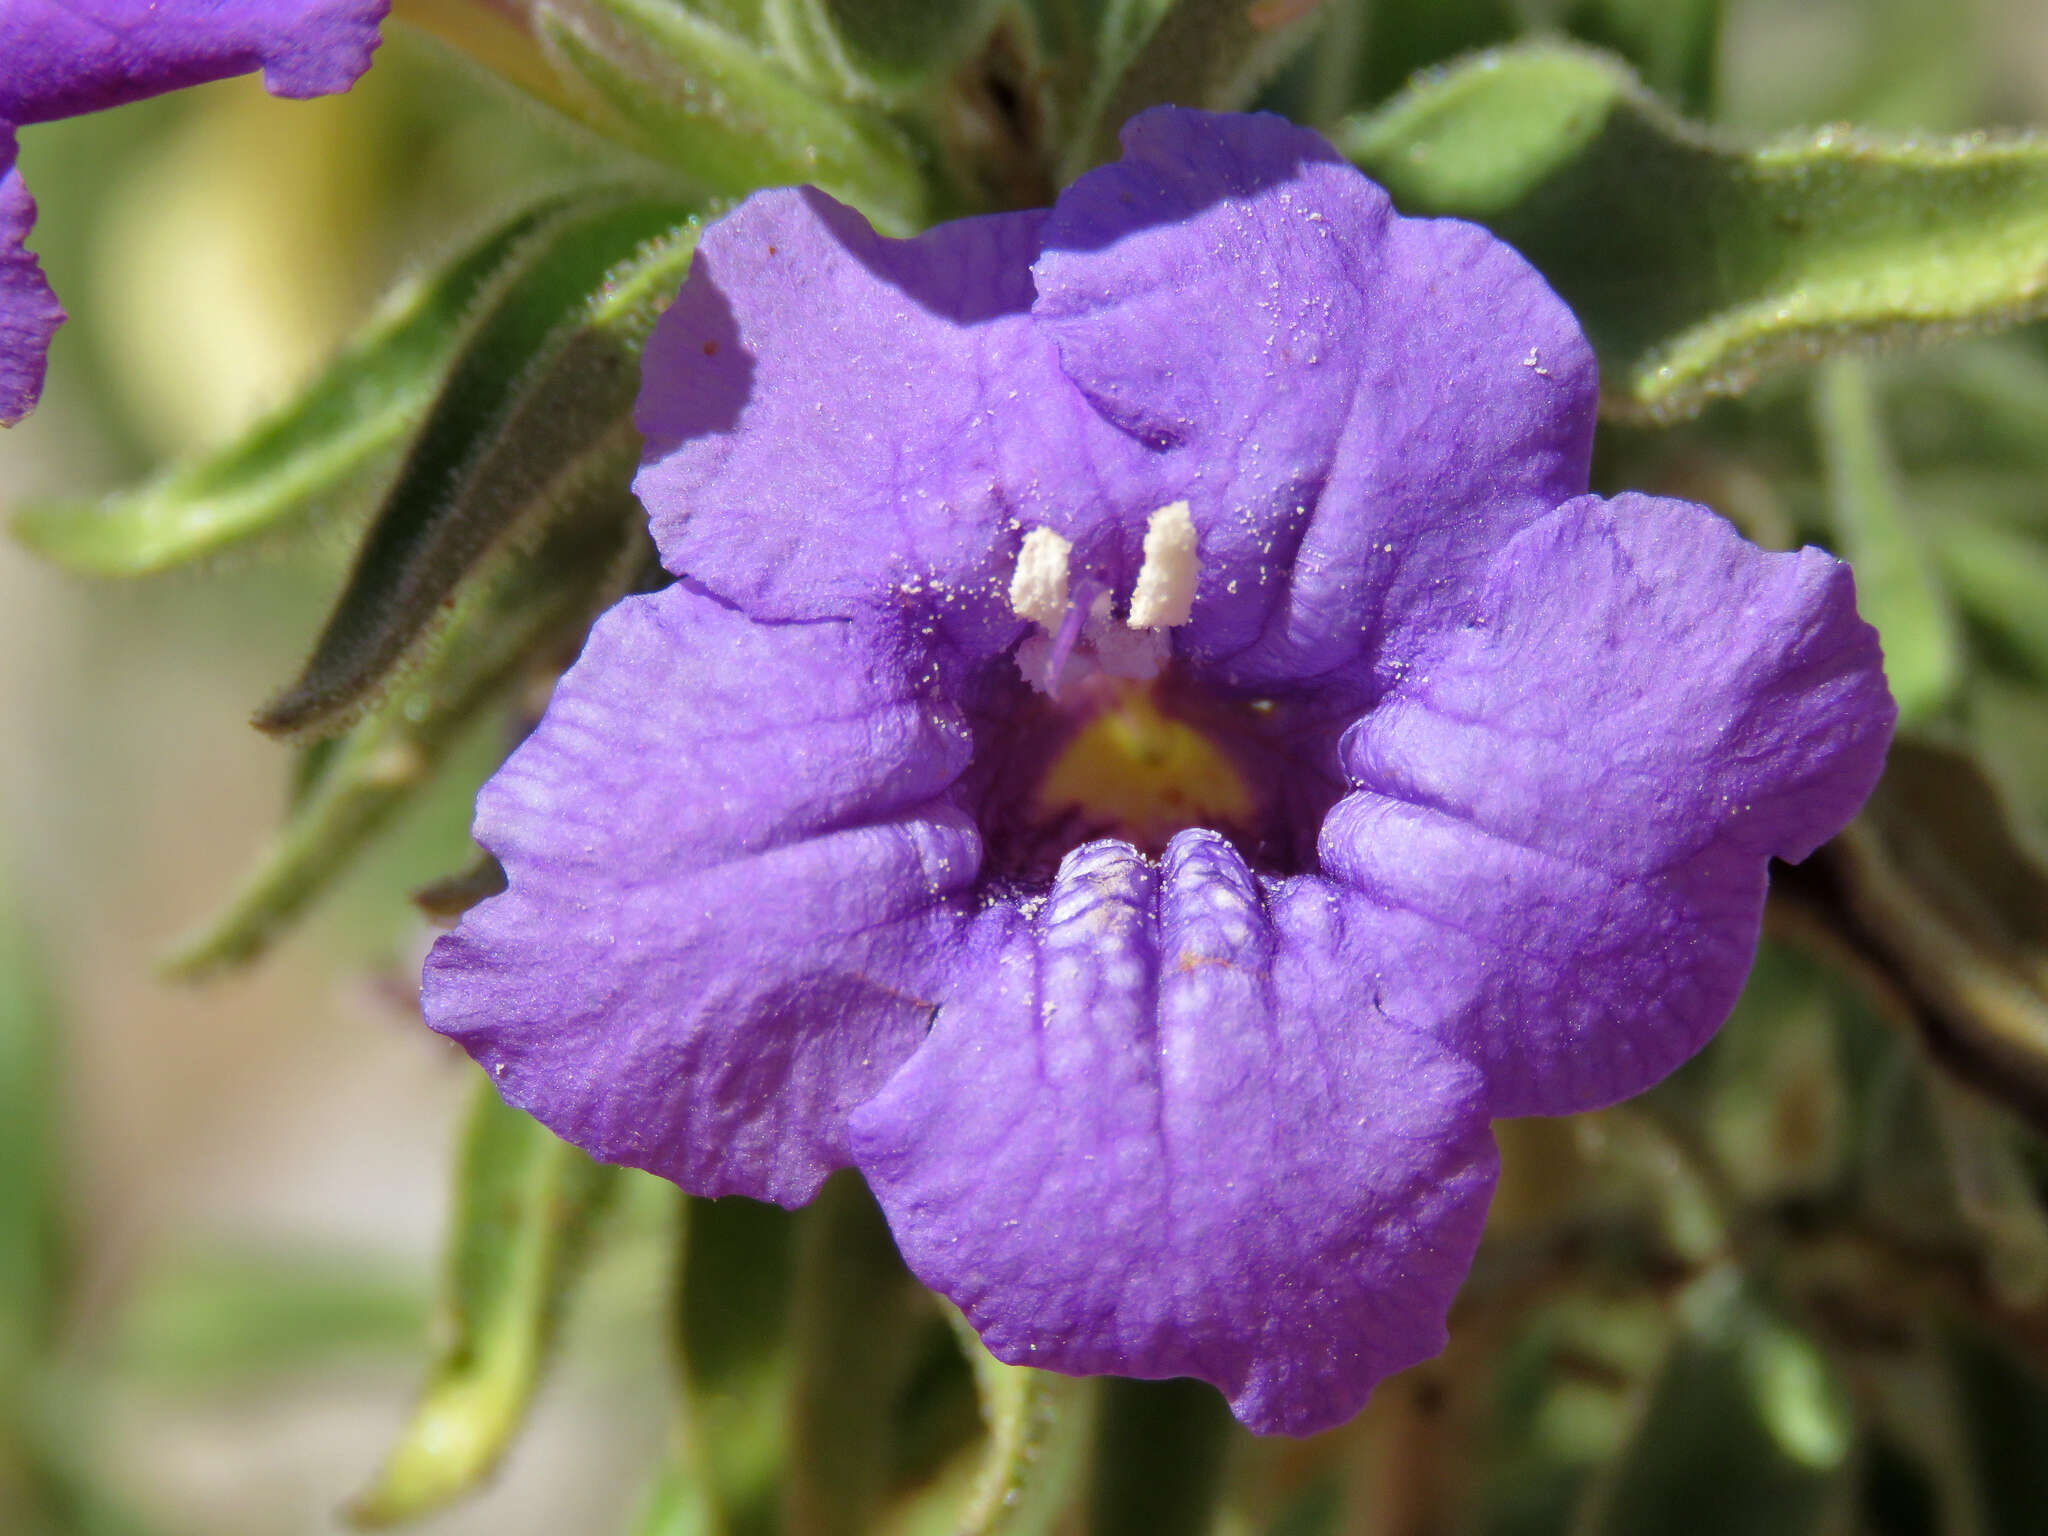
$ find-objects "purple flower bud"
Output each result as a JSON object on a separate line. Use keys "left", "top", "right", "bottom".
{"left": 423, "top": 109, "right": 1896, "bottom": 1435}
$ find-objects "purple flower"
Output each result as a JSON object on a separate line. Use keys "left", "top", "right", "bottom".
{"left": 423, "top": 110, "right": 1895, "bottom": 1434}
{"left": 1, "top": 0, "right": 388, "bottom": 424}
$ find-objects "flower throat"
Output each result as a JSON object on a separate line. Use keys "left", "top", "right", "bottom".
{"left": 968, "top": 508, "right": 1341, "bottom": 886}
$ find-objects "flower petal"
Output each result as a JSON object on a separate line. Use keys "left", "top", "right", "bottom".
{"left": 851, "top": 832, "right": 1498, "bottom": 1436}
{"left": 1324, "top": 494, "right": 1896, "bottom": 1117}
{"left": 1033, "top": 108, "right": 1598, "bottom": 685}
{"left": 423, "top": 584, "right": 981, "bottom": 1204}
{"left": 1, "top": 135, "right": 61, "bottom": 426}
{"left": 0, "top": 0, "right": 387, "bottom": 122}
{"left": 635, "top": 190, "right": 1166, "bottom": 640}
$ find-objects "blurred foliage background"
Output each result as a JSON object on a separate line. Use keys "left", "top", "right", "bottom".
{"left": 9, "top": 1, "right": 2048, "bottom": 1533}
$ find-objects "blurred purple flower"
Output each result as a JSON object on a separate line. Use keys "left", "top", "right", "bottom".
{"left": 423, "top": 109, "right": 1895, "bottom": 1434}
{"left": 1, "top": 0, "right": 388, "bottom": 423}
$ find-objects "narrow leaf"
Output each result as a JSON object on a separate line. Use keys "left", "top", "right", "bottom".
{"left": 784, "top": 0, "right": 1003, "bottom": 94}
{"left": 349, "top": 1078, "right": 622, "bottom": 1527}
{"left": 1812, "top": 356, "right": 1962, "bottom": 724}
{"left": 254, "top": 193, "right": 698, "bottom": 740}
{"left": 163, "top": 499, "right": 644, "bottom": 978}
{"left": 11, "top": 199, "right": 569, "bottom": 576}
{"left": 1340, "top": 43, "right": 2048, "bottom": 421}
{"left": 536, "top": 0, "right": 927, "bottom": 229}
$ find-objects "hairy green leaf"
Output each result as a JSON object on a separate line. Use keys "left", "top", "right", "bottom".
{"left": 163, "top": 501, "right": 645, "bottom": 978}
{"left": 756, "top": 0, "right": 1002, "bottom": 100}
{"left": 536, "top": 0, "right": 926, "bottom": 228}
{"left": 350, "top": 1079, "right": 621, "bottom": 1527}
{"left": 255, "top": 192, "right": 697, "bottom": 740}
{"left": 1813, "top": 357, "right": 1962, "bottom": 724}
{"left": 1340, "top": 44, "right": 2048, "bottom": 421}
{"left": 11, "top": 199, "right": 570, "bottom": 577}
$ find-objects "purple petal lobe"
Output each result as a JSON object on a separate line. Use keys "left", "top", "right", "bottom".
{"left": 1, "top": 134, "right": 61, "bottom": 425}
{"left": 1034, "top": 108, "right": 1598, "bottom": 684}
{"left": 1325, "top": 494, "right": 1896, "bottom": 1117}
{"left": 636, "top": 189, "right": 1166, "bottom": 639}
{"left": 852, "top": 832, "right": 1498, "bottom": 1436}
{"left": 0, "top": 0, "right": 387, "bottom": 122}
{"left": 423, "top": 584, "right": 981, "bottom": 1204}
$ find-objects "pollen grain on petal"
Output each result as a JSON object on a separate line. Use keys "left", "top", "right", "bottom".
{"left": 1129, "top": 501, "right": 1199, "bottom": 630}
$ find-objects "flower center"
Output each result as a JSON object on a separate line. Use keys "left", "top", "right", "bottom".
{"left": 963, "top": 511, "right": 1348, "bottom": 888}
{"left": 1035, "top": 681, "right": 1255, "bottom": 855}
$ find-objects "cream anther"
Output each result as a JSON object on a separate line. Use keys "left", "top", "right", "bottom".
{"left": 1008, "top": 526, "right": 1072, "bottom": 627}
{"left": 1127, "top": 501, "right": 1199, "bottom": 629}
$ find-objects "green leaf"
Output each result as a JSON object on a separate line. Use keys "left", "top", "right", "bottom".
{"left": 161, "top": 499, "right": 646, "bottom": 978}
{"left": 254, "top": 191, "right": 697, "bottom": 740}
{"left": 535, "top": 0, "right": 927, "bottom": 230}
{"left": 1812, "top": 356, "right": 1963, "bottom": 724}
{"left": 947, "top": 1314, "right": 1094, "bottom": 1536}
{"left": 763, "top": 0, "right": 1003, "bottom": 100}
{"left": 0, "top": 880, "right": 61, "bottom": 1392}
{"left": 1339, "top": 43, "right": 2048, "bottom": 421}
{"left": 11, "top": 198, "right": 569, "bottom": 577}
{"left": 350, "top": 1078, "right": 622, "bottom": 1527}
